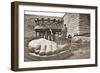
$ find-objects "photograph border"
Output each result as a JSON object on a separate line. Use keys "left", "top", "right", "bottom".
{"left": 11, "top": 1, "right": 98, "bottom": 71}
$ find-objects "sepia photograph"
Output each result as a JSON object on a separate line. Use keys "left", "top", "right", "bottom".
{"left": 11, "top": 2, "right": 97, "bottom": 71}
{"left": 24, "top": 11, "right": 90, "bottom": 61}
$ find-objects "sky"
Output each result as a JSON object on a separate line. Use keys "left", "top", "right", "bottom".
{"left": 25, "top": 11, "right": 65, "bottom": 17}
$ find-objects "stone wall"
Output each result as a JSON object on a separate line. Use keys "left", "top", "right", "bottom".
{"left": 63, "top": 13, "right": 80, "bottom": 36}
{"left": 63, "top": 13, "right": 90, "bottom": 36}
